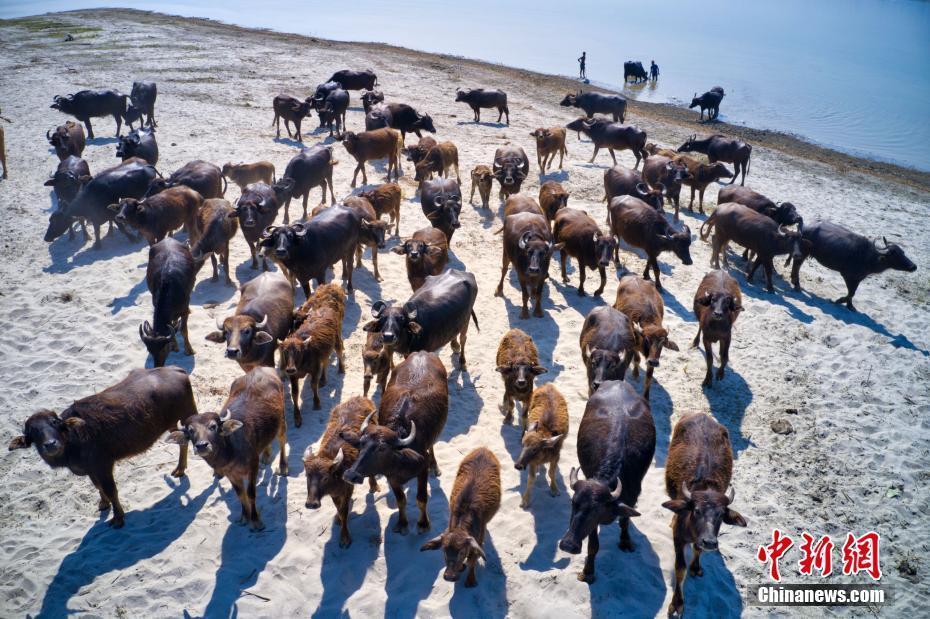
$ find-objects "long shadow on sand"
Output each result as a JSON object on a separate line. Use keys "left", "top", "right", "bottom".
{"left": 497, "top": 276, "right": 565, "bottom": 382}
{"left": 273, "top": 136, "right": 305, "bottom": 149}
{"left": 312, "top": 490, "right": 382, "bottom": 618}
{"left": 675, "top": 548, "right": 743, "bottom": 618}
{"left": 38, "top": 476, "right": 213, "bottom": 617}
{"left": 448, "top": 532, "right": 509, "bottom": 619}
{"left": 700, "top": 365, "right": 754, "bottom": 457}
{"left": 44, "top": 227, "right": 145, "bottom": 275}
{"left": 383, "top": 477, "right": 449, "bottom": 618}
{"left": 199, "top": 470, "right": 288, "bottom": 617}
{"left": 455, "top": 120, "right": 508, "bottom": 129}
{"left": 500, "top": 419, "right": 571, "bottom": 573}
{"left": 586, "top": 522, "right": 666, "bottom": 617}
{"left": 791, "top": 286, "right": 929, "bottom": 356}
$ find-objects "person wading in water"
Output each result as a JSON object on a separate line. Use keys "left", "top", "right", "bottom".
{"left": 650, "top": 60, "right": 659, "bottom": 82}
{"left": 578, "top": 52, "right": 587, "bottom": 80}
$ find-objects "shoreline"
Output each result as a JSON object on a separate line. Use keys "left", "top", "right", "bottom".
{"left": 6, "top": 7, "right": 930, "bottom": 193}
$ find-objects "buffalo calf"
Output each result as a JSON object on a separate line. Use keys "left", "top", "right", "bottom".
{"left": 514, "top": 384, "right": 567, "bottom": 508}
{"left": 495, "top": 328, "right": 547, "bottom": 425}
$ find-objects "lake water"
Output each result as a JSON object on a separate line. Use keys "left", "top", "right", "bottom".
{"left": 4, "top": 0, "right": 930, "bottom": 171}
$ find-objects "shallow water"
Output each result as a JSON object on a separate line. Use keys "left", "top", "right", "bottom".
{"left": 4, "top": 0, "right": 929, "bottom": 170}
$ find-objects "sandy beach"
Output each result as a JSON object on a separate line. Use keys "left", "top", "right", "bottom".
{"left": 0, "top": 9, "right": 928, "bottom": 617}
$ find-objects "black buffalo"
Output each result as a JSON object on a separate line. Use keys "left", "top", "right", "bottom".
{"left": 327, "top": 69, "right": 378, "bottom": 91}
{"left": 624, "top": 61, "right": 647, "bottom": 84}
{"left": 689, "top": 87, "right": 725, "bottom": 121}
{"left": 560, "top": 91, "right": 626, "bottom": 123}
{"left": 51, "top": 89, "right": 128, "bottom": 139}
{"left": 420, "top": 178, "right": 463, "bottom": 242}
{"left": 124, "top": 80, "right": 157, "bottom": 129}
{"left": 790, "top": 220, "right": 917, "bottom": 311}
{"left": 455, "top": 88, "right": 509, "bottom": 125}
{"left": 116, "top": 126, "right": 158, "bottom": 165}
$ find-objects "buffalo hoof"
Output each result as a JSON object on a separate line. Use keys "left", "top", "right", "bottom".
{"left": 668, "top": 601, "right": 684, "bottom": 618}
{"left": 618, "top": 537, "right": 635, "bottom": 552}
{"left": 339, "top": 536, "right": 352, "bottom": 549}
{"left": 519, "top": 310, "right": 529, "bottom": 320}
{"left": 417, "top": 520, "right": 430, "bottom": 534}
{"left": 108, "top": 516, "right": 125, "bottom": 529}
{"left": 276, "top": 464, "right": 288, "bottom": 476}
{"left": 702, "top": 375, "right": 713, "bottom": 388}
{"left": 549, "top": 485, "right": 560, "bottom": 497}
{"left": 393, "top": 522, "right": 409, "bottom": 535}
{"left": 98, "top": 498, "right": 111, "bottom": 512}
{"left": 690, "top": 563, "right": 703, "bottom": 577}
{"left": 577, "top": 288, "right": 586, "bottom": 297}
{"left": 170, "top": 466, "right": 186, "bottom": 478}
{"left": 250, "top": 519, "right": 266, "bottom": 532}
{"left": 577, "top": 571, "right": 595, "bottom": 583}
{"left": 716, "top": 368, "right": 726, "bottom": 381}
{"left": 464, "top": 576, "right": 477, "bottom": 588}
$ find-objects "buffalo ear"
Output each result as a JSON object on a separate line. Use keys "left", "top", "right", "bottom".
{"left": 661, "top": 499, "right": 690, "bottom": 513}
{"left": 221, "top": 419, "right": 244, "bottom": 436}
{"left": 227, "top": 210, "right": 239, "bottom": 219}
{"left": 390, "top": 245, "right": 406, "bottom": 255}
{"left": 64, "top": 417, "right": 85, "bottom": 429}
{"left": 339, "top": 430, "right": 360, "bottom": 447}
{"left": 8, "top": 435, "right": 29, "bottom": 451}
{"left": 164, "top": 430, "right": 187, "bottom": 445}
{"left": 495, "top": 365, "right": 509, "bottom": 374}
{"left": 617, "top": 504, "right": 641, "bottom": 518}
{"left": 253, "top": 331, "right": 274, "bottom": 346}
{"left": 531, "top": 365, "right": 548, "bottom": 375}
{"left": 406, "top": 321, "right": 423, "bottom": 335}
{"left": 664, "top": 340, "right": 680, "bottom": 352}
{"left": 420, "top": 536, "right": 443, "bottom": 551}
{"left": 696, "top": 294, "right": 712, "bottom": 307}
{"left": 205, "top": 330, "right": 226, "bottom": 343}
{"left": 724, "top": 508, "right": 747, "bottom": 527}
{"left": 553, "top": 242, "right": 565, "bottom": 251}
{"left": 427, "top": 246, "right": 444, "bottom": 257}
{"left": 362, "top": 320, "right": 380, "bottom": 333}
{"left": 44, "top": 178, "right": 56, "bottom": 186}
{"left": 107, "top": 203, "right": 120, "bottom": 212}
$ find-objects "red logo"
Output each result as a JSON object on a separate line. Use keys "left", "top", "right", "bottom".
{"left": 758, "top": 530, "right": 881, "bottom": 581}
{"left": 798, "top": 533, "right": 834, "bottom": 577}
{"left": 757, "top": 529, "right": 794, "bottom": 582}
{"left": 842, "top": 531, "right": 882, "bottom": 580}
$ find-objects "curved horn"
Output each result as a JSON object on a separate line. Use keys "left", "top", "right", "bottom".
{"left": 46, "top": 129, "right": 52, "bottom": 141}
{"left": 303, "top": 444, "right": 313, "bottom": 460}
{"left": 726, "top": 485, "right": 735, "bottom": 504}
{"left": 636, "top": 182, "right": 649, "bottom": 196}
{"left": 777, "top": 224, "right": 787, "bottom": 237}
{"left": 518, "top": 231, "right": 530, "bottom": 250}
{"left": 215, "top": 315, "right": 225, "bottom": 330}
{"left": 469, "top": 537, "right": 487, "bottom": 561}
{"left": 681, "top": 480, "right": 692, "bottom": 500}
{"left": 332, "top": 447, "right": 345, "bottom": 468}
{"left": 261, "top": 224, "right": 277, "bottom": 238}
{"left": 873, "top": 238, "right": 890, "bottom": 254}
{"left": 569, "top": 466, "right": 580, "bottom": 488}
{"left": 359, "top": 410, "right": 376, "bottom": 433}
{"left": 220, "top": 409, "right": 232, "bottom": 422}
{"left": 610, "top": 478, "right": 624, "bottom": 501}
{"left": 255, "top": 314, "right": 268, "bottom": 330}
{"left": 396, "top": 421, "right": 416, "bottom": 446}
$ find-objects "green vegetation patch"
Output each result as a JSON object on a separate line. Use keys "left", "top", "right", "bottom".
{"left": 0, "top": 17, "right": 102, "bottom": 36}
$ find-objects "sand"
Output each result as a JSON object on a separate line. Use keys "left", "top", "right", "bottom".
{"left": 0, "top": 9, "right": 928, "bottom": 618}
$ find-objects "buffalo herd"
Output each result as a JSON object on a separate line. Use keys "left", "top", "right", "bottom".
{"left": 11, "top": 63, "right": 918, "bottom": 618}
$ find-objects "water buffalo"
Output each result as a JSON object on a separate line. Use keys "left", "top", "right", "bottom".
{"left": 51, "top": 89, "right": 128, "bottom": 138}
{"left": 145, "top": 160, "right": 226, "bottom": 200}
{"left": 420, "top": 178, "right": 463, "bottom": 242}
{"left": 678, "top": 134, "right": 751, "bottom": 185}
{"left": 327, "top": 69, "right": 378, "bottom": 91}
{"left": 124, "top": 80, "right": 157, "bottom": 128}
{"left": 492, "top": 146, "right": 530, "bottom": 201}
{"left": 566, "top": 118, "right": 648, "bottom": 168}
{"left": 689, "top": 87, "right": 725, "bottom": 121}
{"left": 47, "top": 120, "right": 86, "bottom": 160}
{"left": 272, "top": 94, "right": 314, "bottom": 142}
{"left": 455, "top": 88, "right": 509, "bottom": 125}
{"left": 560, "top": 91, "right": 627, "bottom": 123}
{"left": 790, "top": 221, "right": 917, "bottom": 311}
{"left": 281, "top": 144, "right": 338, "bottom": 223}
{"left": 116, "top": 126, "right": 158, "bottom": 165}
{"left": 624, "top": 61, "right": 647, "bottom": 83}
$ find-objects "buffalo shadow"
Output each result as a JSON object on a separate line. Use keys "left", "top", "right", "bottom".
{"left": 585, "top": 520, "right": 666, "bottom": 618}
{"left": 86, "top": 136, "right": 120, "bottom": 146}
{"left": 190, "top": 272, "right": 238, "bottom": 305}
{"left": 639, "top": 377, "right": 675, "bottom": 466}
{"left": 454, "top": 119, "right": 507, "bottom": 129}
{"left": 312, "top": 490, "right": 382, "bottom": 618}
{"left": 499, "top": 423, "right": 571, "bottom": 573}
{"left": 382, "top": 477, "right": 449, "bottom": 618}
{"left": 497, "top": 272, "right": 565, "bottom": 383}
{"left": 43, "top": 224, "right": 146, "bottom": 274}
{"left": 538, "top": 169, "right": 569, "bottom": 183}
{"left": 108, "top": 269, "right": 149, "bottom": 314}
{"left": 722, "top": 253, "right": 814, "bottom": 325}
{"left": 448, "top": 532, "right": 509, "bottom": 619}
{"left": 272, "top": 136, "right": 304, "bottom": 149}
{"left": 38, "top": 475, "right": 213, "bottom": 617}
{"left": 674, "top": 546, "right": 743, "bottom": 618}
{"left": 699, "top": 364, "right": 754, "bottom": 458}
{"left": 199, "top": 468, "right": 288, "bottom": 617}
{"left": 790, "top": 284, "right": 929, "bottom": 357}
{"left": 443, "top": 360, "right": 484, "bottom": 440}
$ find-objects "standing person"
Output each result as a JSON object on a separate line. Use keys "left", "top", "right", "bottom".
{"left": 650, "top": 60, "right": 659, "bottom": 82}
{"left": 578, "top": 52, "right": 587, "bottom": 80}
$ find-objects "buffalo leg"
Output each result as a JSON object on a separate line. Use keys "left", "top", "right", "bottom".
{"left": 311, "top": 368, "right": 322, "bottom": 410}
{"left": 838, "top": 276, "right": 861, "bottom": 311}
{"left": 533, "top": 281, "right": 545, "bottom": 318}
{"left": 669, "top": 535, "right": 687, "bottom": 616}
{"left": 688, "top": 186, "right": 696, "bottom": 211}
{"left": 697, "top": 188, "right": 707, "bottom": 214}
{"left": 301, "top": 193, "right": 310, "bottom": 221}
{"left": 91, "top": 222, "right": 103, "bottom": 250}
{"left": 290, "top": 375, "right": 302, "bottom": 428}
{"left": 416, "top": 468, "right": 430, "bottom": 532}
{"left": 113, "top": 113, "right": 122, "bottom": 137}
{"left": 464, "top": 529, "right": 483, "bottom": 587}
{"left": 247, "top": 462, "right": 264, "bottom": 530}
{"left": 548, "top": 457, "right": 560, "bottom": 496}
{"left": 692, "top": 324, "right": 703, "bottom": 349}
{"left": 644, "top": 365, "right": 654, "bottom": 399}
{"left": 763, "top": 258, "right": 775, "bottom": 292}
{"left": 336, "top": 495, "right": 352, "bottom": 547}
{"left": 457, "top": 323, "right": 469, "bottom": 369}
{"left": 717, "top": 334, "right": 730, "bottom": 382}
{"left": 747, "top": 256, "right": 760, "bottom": 282}
{"left": 495, "top": 254, "right": 510, "bottom": 297}
{"left": 179, "top": 313, "right": 194, "bottom": 356}
{"left": 230, "top": 476, "right": 250, "bottom": 525}
{"left": 560, "top": 251, "right": 569, "bottom": 283}
{"left": 609, "top": 149, "right": 617, "bottom": 165}
{"left": 336, "top": 333, "right": 346, "bottom": 373}
{"left": 274, "top": 115, "right": 281, "bottom": 138}
{"left": 90, "top": 475, "right": 110, "bottom": 511}
{"left": 618, "top": 516, "right": 634, "bottom": 551}
{"left": 702, "top": 335, "right": 715, "bottom": 387}
{"left": 690, "top": 544, "right": 704, "bottom": 576}
{"left": 209, "top": 253, "right": 219, "bottom": 281}
{"left": 390, "top": 479, "right": 408, "bottom": 534}
{"left": 589, "top": 146, "right": 600, "bottom": 164}
{"left": 578, "top": 265, "right": 587, "bottom": 296}
{"left": 98, "top": 466, "right": 125, "bottom": 528}
{"left": 351, "top": 163, "right": 362, "bottom": 188}
{"left": 652, "top": 259, "right": 663, "bottom": 291}
{"left": 521, "top": 463, "right": 536, "bottom": 509}
{"left": 171, "top": 439, "right": 188, "bottom": 477}
{"left": 428, "top": 448, "right": 440, "bottom": 477}
{"left": 84, "top": 118, "right": 95, "bottom": 140}
{"left": 790, "top": 255, "right": 806, "bottom": 290}
{"left": 595, "top": 265, "right": 606, "bottom": 296}
{"left": 276, "top": 422, "right": 288, "bottom": 476}
{"left": 500, "top": 391, "right": 514, "bottom": 423}
{"left": 579, "top": 529, "right": 599, "bottom": 583}
{"left": 247, "top": 240, "right": 258, "bottom": 269}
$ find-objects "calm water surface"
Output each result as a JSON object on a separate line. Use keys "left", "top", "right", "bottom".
{"left": 4, "top": 0, "right": 929, "bottom": 170}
